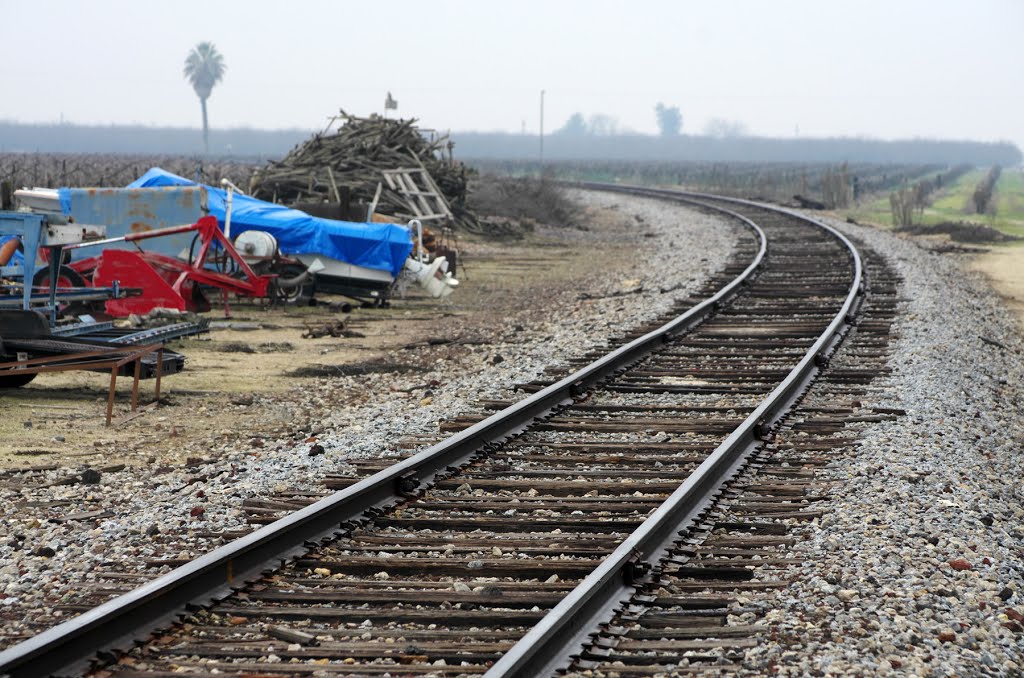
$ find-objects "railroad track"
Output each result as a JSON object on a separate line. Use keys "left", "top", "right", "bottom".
{"left": 0, "top": 186, "right": 900, "bottom": 677}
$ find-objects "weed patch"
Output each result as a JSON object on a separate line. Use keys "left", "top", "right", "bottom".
{"left": 895, "top": 221, "right": 1020, "bottom": 243}
{"left": 469, "top": 174, "right": 580, "bottom": 232}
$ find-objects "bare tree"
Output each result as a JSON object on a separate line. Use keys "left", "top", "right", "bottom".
{"left": 890, "top": 187, "right": 915, "bottom": 227}
{"left": 587, "top": 114, "right": 620, "bottom": 136}
{"left": 183, "top": 42, "right": 226, "bottom": 154}
{"left": 703, "top": 117, "right": 748, "bottom": 138}
{"left": 820, "top": 163, "right": 852, "bottom": 209}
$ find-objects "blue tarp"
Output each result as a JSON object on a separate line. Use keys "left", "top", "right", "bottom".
{"left": 125, "top": 168, "right": 413, "bottom": 278}
{"left": 54, "top": 185, "right": 208, "bottom": 263}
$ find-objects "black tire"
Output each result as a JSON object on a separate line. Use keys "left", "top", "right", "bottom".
{"left": 276, "top": 264, "right": 315, "bottom": 306}
{"left": 32, "top": 265, "right": 97, "bottom": 316}
{"left": 32, "top": 265, "right": 87, "bottom": 289}
{"left": 0, "top": 372, "right": 37, "bottom": 388}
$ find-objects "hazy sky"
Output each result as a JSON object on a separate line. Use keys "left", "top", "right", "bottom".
{"left": 2, "top": 0, "right": 1021, "bottom": 149}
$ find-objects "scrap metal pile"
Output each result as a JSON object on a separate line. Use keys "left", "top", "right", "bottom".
{"left": 247, "top": 112, "right": 485, "bottom": 233}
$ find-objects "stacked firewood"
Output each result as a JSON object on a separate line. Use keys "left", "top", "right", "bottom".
{"left": 248, "top": 112, "right": 482, "bottom": 232}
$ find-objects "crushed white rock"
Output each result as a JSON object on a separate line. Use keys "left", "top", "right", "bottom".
{"left": 741, "top": 217, "right": 1024, "bottom": 675}
{"left": 0, "top": 191, "right": 737, "bottom": 647}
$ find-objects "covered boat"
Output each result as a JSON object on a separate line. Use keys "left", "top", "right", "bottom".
{"left": 14, "top": 168, "right": 457, "bottom": 304}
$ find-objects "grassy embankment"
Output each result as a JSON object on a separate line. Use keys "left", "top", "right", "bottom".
{"left": 846, "top": 167, "right": 1024, "bottom": 242}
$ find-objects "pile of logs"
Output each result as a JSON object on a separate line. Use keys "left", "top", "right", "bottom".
{"left": 248, "top": 112, "right": 483, "bottom": 232}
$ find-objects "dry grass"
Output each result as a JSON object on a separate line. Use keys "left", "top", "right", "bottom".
{"left": 468, "top": 174, "right": 581, "bottom": 230}
{"left": 895, "top": 221, "right": 1020, "bottom": 243}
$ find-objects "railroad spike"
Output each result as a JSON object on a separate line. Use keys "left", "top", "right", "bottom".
{"left": 624, "top": 558, "right": 652, "bottom": 585}
{"left": 396, "top": 473, "right": 419, "bottom": 495}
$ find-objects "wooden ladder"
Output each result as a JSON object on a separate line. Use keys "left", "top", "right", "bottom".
{"left": 381, "top": 168, "right": 453, "bottom": 224}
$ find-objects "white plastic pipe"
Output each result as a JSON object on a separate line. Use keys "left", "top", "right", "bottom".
{"left": 409, "top": 219, "right": 424, "bottom": 262}
{"left": 220, "top": 178, "right": 245, "bottom": 240}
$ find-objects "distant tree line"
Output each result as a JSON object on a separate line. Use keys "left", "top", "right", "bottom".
{"left": 473, "top": 158, "right": 966, "bottom": 207}
{"left": 555, "top": 103, "right": 682, "bottom": 138}
{"left": 457, "top": 133, "right": 1021, "bottom": 166}
{"left": 0, "top": 121, "right": 1019, "bottom": 167}
{"left": 0, "top": 122, "right": 307, "bottom": 157}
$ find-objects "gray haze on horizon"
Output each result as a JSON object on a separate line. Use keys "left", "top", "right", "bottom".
{"left": 2, "top": 0, "right": 1021, "bottom": 153}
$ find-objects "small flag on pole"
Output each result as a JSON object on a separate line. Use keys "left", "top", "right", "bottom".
{"left": 385, "top": 92, "right": 398, "bottom": 110}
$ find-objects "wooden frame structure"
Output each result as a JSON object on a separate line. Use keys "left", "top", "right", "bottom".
{"left": 381, "top": 168, "right": 453, "bottom": 224}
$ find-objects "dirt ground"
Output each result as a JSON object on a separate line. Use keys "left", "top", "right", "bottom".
{"left": 840, "top": 211, "right": 1024, "bottom": 330}
{"left": 7, "top": 203, "right": 1018, "bottom": 471}
{"left": 0, "top": 210, "right": 635, "bottom": 470}
{"left": 967, "top": 244, "right": 1024, "bottom": 329}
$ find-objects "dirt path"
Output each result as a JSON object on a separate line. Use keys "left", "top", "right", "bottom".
{"left": 967, "top": 244, "right": 1024, "bottom": 330}
{"left": 829, "top": 210, "right": 1024, "bottom": 330}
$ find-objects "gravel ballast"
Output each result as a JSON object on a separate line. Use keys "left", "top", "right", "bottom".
{"left": 741, "top": 218, "right": 1024, "bottom": 675}
{"left": 1, "top": 195, "right": 1021, "bottom": 676}
{"left": 0, "top": 191, "right": 738, "bottom": 648}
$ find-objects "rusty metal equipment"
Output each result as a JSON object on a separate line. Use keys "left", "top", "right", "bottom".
{"left": 0, "top": 310, "right": 168, "bottom": 425}
{"left": 0, "top": 211, "right": 114, "bottom": 324}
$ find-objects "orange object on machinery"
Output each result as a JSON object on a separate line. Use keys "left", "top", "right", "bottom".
{"left": 0, "top": 237, "right": 19, "bottom": 266}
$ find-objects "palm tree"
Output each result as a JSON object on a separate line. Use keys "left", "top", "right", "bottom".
{"left": 183, "top": 42, "right": 226, "bottom": 154}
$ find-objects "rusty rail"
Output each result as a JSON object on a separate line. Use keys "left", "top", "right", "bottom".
{"left": 486, "top": 185, "right": 863, "bottom": 677}
{"left": 0, "top": 191, "right": 766, "bottom": 678}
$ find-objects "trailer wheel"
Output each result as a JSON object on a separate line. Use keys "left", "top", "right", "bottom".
{"left": 32, "top": 265, "right": 87, "bottom": 289}
{"left": 31, "top": 265, "right": 92, "bottom": 315}
{"left": 0, "top": 372, "right": 37, "bottom": 388}
{"left": 277, "top": 264, "right": 315, "bottom": 306}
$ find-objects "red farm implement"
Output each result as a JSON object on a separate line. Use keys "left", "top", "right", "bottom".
{"left": 57, "top": 216, "right": 274, "bottom": 317}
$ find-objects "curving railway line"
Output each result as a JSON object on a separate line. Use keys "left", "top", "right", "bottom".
{"left": 0, "top": 186, "right": 900, "bottom": 677}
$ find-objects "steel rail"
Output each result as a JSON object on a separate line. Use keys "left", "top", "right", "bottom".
{"left": 0, "top": 191, "right": 767, "bottom": 678}
{"left": 487, "top": 186, "right": 864, "bottom": 678}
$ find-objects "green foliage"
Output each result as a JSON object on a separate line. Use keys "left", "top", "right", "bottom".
{"left": 556, "top": 113, "right": 588, "bottom": 136}
{"left": 654, "top": 103, "right": 682, "bottom": 137}
{"left": 183, "top": 42, "right": 226, "bottom": 154}
{"left": 183, "top": 42, "right": 226, "bottom": 101}
{"left": 850, "top": 166, "right": 1024, "bottom": 240}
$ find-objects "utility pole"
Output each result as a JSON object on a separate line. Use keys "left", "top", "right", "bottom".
{"left": 539, "top": 89, "right": 545, "bottom": 175}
